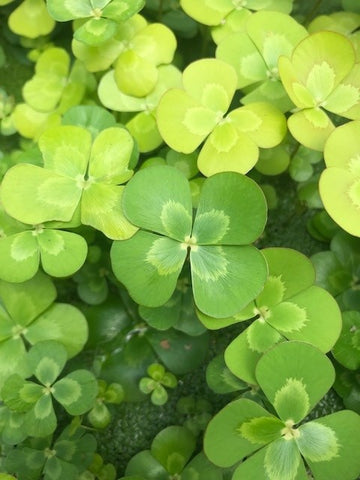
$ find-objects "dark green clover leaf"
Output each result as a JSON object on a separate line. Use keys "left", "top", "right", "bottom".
{"left": 0, "top": 273, "right": 88, "bottom": 389}
{"left": 1, "top": 125, "right": 137, "bottom": 240}
{"left": 311, "top": 230, "right": 360, "bottom": 310}
{"left": 204, "top": 341, "right": 360, "bottom": 480}
{"left": 111, "top": 165, "right": 267, "bottom": 318}
{"left": 332, "top": 311, "right": 360, "bottom": 370}
{"left": 334, "top": 363, "right": 360, "bottom": 414}
{"left": 47, "top": 0, "right": 145, "bottom": 46}
{"left": 1, "top": 341, "right": 98, "bottom": 437}
{"left": 122, "top": 425, "right": 222, "bottom": 480}
{"left": 139, "top": 279, "right": 206, "bottom": 336}
{"left": 4, "top": 423, "right": 96, "bottom": 480}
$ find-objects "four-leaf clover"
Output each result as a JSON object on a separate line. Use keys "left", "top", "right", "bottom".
{"left": 1, "top": 125, "right": 137, "bottom": 240}
{"left": 204, "top": 341, "right": 360, "bottom": 480}
{"left": 1, "top": 340, "right": 98, "bottom": 437}
{"left": 111, "top": 165, "right": 268, "bottom": 318}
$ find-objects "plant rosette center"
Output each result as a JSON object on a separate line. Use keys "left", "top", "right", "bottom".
{"left": 281, "top": 420, "right": 300, "bottom": 440}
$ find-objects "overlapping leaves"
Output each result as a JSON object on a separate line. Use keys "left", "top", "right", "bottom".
{"left": 216, "top": 11, "right": 307, "bottom": 111}
{"left": 47, "top": 0, "right": 145, "bottom": 46}
{"left": 157, "top": 58, "right": 287, "bottom": 176}
{"left": 0, "top": 273, "right": 88, "bottom": 391}
{"left": 1, "top": 125, "right": 137, "bottom": 240}
{"left": 1, "top": 341, "right": 97, "bottom": 438}
{"left": 278, "top": 31, "right": 360, "bottom": 150}
{"left": 122, "top": 425, "right": 222, "bottom": 480}
{"left": 4, "top": 424, "right": 96, "bottom": 480}
{"left": 204, "top": 341, "right": 360, "bottom": 480}
{"left": 319, "top": 120, "right": 360, "bottom": 237}
{"left": 0, "top": 200, "right": 87, "bottom": 282}
{"left": 11, "top": 47, "right": 94, "bottom": 140}
{"left": 311, "top": 230, "right": 360, "bottom": 310}
{"left": 98, "top": 64, "right": 182, "bottom": 152}
{"left": 111, "top": 165, "right": 268, "bottom": 318}
{"left": 207, "top": 248, "right": 342, "bottom": 384}
{"left": 180, "top": 0, "right": 293, "bottom": 44}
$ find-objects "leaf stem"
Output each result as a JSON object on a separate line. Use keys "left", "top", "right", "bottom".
{"left": 303, "top": 0, "right": 323, "bottom": 26}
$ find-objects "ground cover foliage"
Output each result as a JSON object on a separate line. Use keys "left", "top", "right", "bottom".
{"left": 1, "top": 0, "right": 360, "bottom": 479}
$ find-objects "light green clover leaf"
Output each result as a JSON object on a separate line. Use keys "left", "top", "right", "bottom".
{"left": 278, "top": 31, "right": 360, "bottom": 150}
{"left": 8, "top": 0, "right": 55, "bottom": 38}
{"left": 11, "top": 103, "right": 62, "bottom": 140}
{"left": 0, "top": 201, "right": 87, "bottom": 282}
{"left": 1, "top": 125, "right": 137, "bottom": 240}
{"left": 11, "top": 48, "right": 94, "bottom": 140}
{"left": 138, "top": 363, "right": 177, "bottom": 406}
{"left": 197, "top": 248, "right": 341, "bottom": 384}
{"left": 111, "top": 165, "right": 267, "bottom": 318}
{"left": 21, "top": 47, "right": 90, "bottom": 115}
{"left": 157, "top": 58, "right": 286, "bottom": 176}
{"left": 113, "top": 21, "right": 177, "bottom": 97}
{"left": 216, "top": 11, "right": 307, "bottom": 112}
{"left": 204, "top": 341, "right": 360, "bottom": 480}
{"left": 72, "top": 13, "right": 146, "bottom": 72}
{"left": 180, "top": 0, "right": 293, "bottom": 44}
{"left": 0, "top": 273, "right": 88, "bottom": 390}
{"left": 319, "top": 120, "right": 360, "bottom": 237}
{"left": 98, "top": 64, "right": 182, "bottom": 152}
{"left": 47, "top": 0, "right": 145, "bottom": 46}
{"left": 1, "top": 341, "right": 98, "bottom": 437}
{"left": 308, "top": 12, "right": 360, "bottom": 61}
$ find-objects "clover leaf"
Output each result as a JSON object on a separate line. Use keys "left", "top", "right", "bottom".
{"left": 47, "top": 0, "right": 145, "bottom": 46}
{"left": 308, "top": 11, "right": 360, "bottom": 58}
{"left": 180, "top": 0, "right": 293, "bottom": 44}
{"left": 112, "top": 21, "right": 177, "bottom": 97}
{"left": 87, "top": 380, "right": 124, "bottom": 428}
{"left": 1, "top": 125, "right": 137, "bottom": 240}
{"left": 122, "top": 425, "right": 222, "bottom": 480}
{"left": 1, "top": 341, "right": 98, "bottom": 437}
{"left": 332, "top": 311, "right": 360, "bottom": 370}
{"left": 138, "top": 363, "right": 177, "bottom": 406}
{"left": 4, "top": 423, "right": 96, "bottom": 480}
{"left": 71, "top": 13, "right": 146, "bottom": 72}
{"left": 12, "top": 48, "right": 94, "bottom": 140}
{"left": 198, "top": 248, "right": 341, "bottom": 384}
{"left": 216, "top": 11, "right": 307, "bottom": 112}
{"left": 204, "top": 341, "right": 360, "bottom": 480}
{"left": 278, "top": 31, "right": 360, "bottom": 150}
{"left": 0, "top": 272, "right": 88, "bottom": 389}
{"left": 139, "top": 280, "right": 206, "bottom": 337}
{"left": 157, "top": 58, "right": 287, "bottom": 175}
{"left": 98, "top": 64, "right": 182, "bottom": 152}
{"left": 8, "top": 0, "right": 55, "bottom": 39}
{"left": 111, "top": 165, "right": 267, "bottom": 318}
{"left": 319, "top": 120, "right": 360, "bottom": 237}
{"left": 311, "top": 230, "right": 360, "bottom": 310}
{"left": 0, "top": 201, "right": 87, "bottom": 283}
